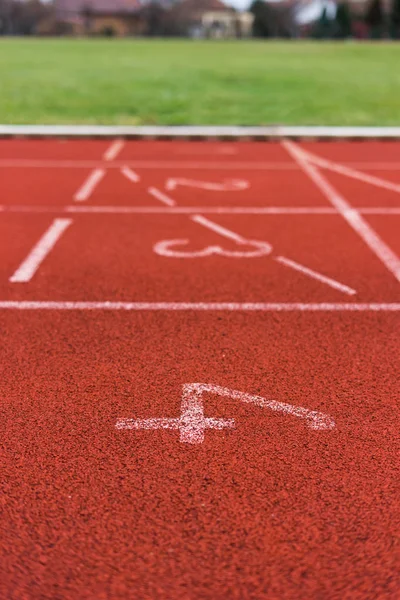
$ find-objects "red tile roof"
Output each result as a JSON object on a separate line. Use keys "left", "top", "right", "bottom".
{"left": 179, "top": 0, "right": 233, "bottom": 11}
{"left": 56, "top": 0, "right": 141, "bottom": 18}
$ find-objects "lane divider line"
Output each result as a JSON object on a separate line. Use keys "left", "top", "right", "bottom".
{"left": 2, "top": 159, "right": 400, "bottom": 171}
{"left": 9, "top": 218, "right": 72, "bottom": 283}
{"left": 0, "top": 302, "right": 398, "bottom": 311}
{"left": 275, "top": 256, "right": 357, "bottom": 296}
{"left": 1, "top": 205, "right": 399, "bottom": 215}
{"left": 283, "top": 140, "right": 400, "bottom": 284}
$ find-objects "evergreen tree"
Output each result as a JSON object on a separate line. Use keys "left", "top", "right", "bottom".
{"left": 390, "top": 0, "right": 400, "bottom": 38}
{"left": 365, "top": 0, "right": 384, "bottom": 38}
{"left": 250, "top": 0, "right": 272, "bottom": 37}
{"left": 313, "top": 7, "right": 335, "bottom": 39}
{"left": 335, "top": 2, "right": 352, "bottom": 38}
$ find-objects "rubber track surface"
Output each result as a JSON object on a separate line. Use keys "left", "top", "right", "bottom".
{"left": 0, "top": 140, "right": 399, "bottom": 600}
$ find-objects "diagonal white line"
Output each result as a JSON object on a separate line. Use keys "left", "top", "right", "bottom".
{"left": 103, "top": 139, "right": 125, "bottom": 161}
{"left": 73, "top": 168, "right": 105, "bottom": 202}
{"left": 73, "top": 140, "right": 124, "bottom": 203}
{"left": 148, "top": 187, "right": 176, "bottom": 207}
{"left": 121, "top": 166, "right": 140, "bottom": 183}
{"left": 9, "top": 218, "right": 72, "bottom": 283}
{"left": 283, "top": 141, "right": 400, "bottom": 283}
{"left": 275, "top": 256, "right": 356, "bottom": 296}
{"left": 298, "top": 147, "right": 400, "bottom": 195}
{"left": 191, "top": 215, "right": 246, "bottom": 244}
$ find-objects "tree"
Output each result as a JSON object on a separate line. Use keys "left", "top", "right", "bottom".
{"left": 365, "top": 0, "right": 384, "bottom": 38}
{"left": 250, "top": 0, "right": 272, "bottom": 37}
{"left": 250, "top": 0, "right": 296, "bottom": 38}
{"left": 312, "top": 7, "right": 335, "bottom": 39}
{"left": 141, "top": 1, "right": 168, "bottom": 36}
{"left": 0, "top": 0, "right": 52, "bottom": 35}
{"left": 335, "top": 2, "right": 352, "bottom": 38}
{"left": 390, "top": 0, "right": 400, "bottom": 37}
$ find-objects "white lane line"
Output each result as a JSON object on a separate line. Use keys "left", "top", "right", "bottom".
{"left": 148, "top": 187, "right": 176, "bottom": 207}
{"left": 359, "top": 207, "right": 400, "bottom": 214}
{"left": 9, "top": 218, "right": 72, "bottom": 283}
{"left": 1, "top": 205, "right": 400, "bottom": 215}
{"left": 121, "top": 166, "right": 140, "bottom": 183}
{"left": 191, "top": 215, "right": 246, "bottom": 244}
{"left": 173, "top": 146, "right": 238, "bottom": 156}
{"left": 2, "top": 160, "right": 400, "bottom": 170}
{"left": 283, "top": 141, "right": 400, "bottom": 283}
{"left": 73, "top": 168, "right": 105, "bottom": 202}
{"left": 0, "top": 302, "right": 398, "bottom": 311}
{"left": 103, "top": 139, "right": 125, "bottom": 161}
{"left": 276, "top": 256, "right": 357, "bottom": 296}
{"left": 299, "top": 148, "right": 400, "bottom": 195}
{"left": 66, "top": 205, "right": 337, "bottom": 215}
{"left": 0, "top": 160, "right": 299, "bottom": 170}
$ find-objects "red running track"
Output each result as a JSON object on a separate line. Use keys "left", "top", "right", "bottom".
{"left": 0, "top": 139, "right": 399, "bottom": 600}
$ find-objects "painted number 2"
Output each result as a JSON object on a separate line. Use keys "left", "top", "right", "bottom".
{"left": 116, "top": 383, "right": 335, "bottom": 445}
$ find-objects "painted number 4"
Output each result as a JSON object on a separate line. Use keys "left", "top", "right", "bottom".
{"left": 116, "top": 383, "right": 335, "bottom": 445}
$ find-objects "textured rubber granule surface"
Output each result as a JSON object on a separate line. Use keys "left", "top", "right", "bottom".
{"left": 1, "top": 312, "right": 399, "bottom": 600}
{"left": 0, "top": 139, "right": 399, "bottom": 600}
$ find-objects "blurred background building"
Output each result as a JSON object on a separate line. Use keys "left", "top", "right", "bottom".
{"left": 0, "top": 0, "right": 398, "bottom": 39}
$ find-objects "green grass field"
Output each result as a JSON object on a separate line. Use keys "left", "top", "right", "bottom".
{"left": 1, "top": 39, "right": 400, "bottom": 126}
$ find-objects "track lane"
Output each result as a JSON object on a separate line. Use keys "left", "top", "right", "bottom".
{"left": 0, "top": 139, "right": 399, "bottom": 600}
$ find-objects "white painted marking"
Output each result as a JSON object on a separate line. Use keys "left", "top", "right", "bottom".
{"left": 300, "top": 150, "right": 400, "bottom": 195}
{"left": 174, "top": 145, "right": 238, "bottom": 156}
{"left": 73, "top": 140, "right": 124, "bottom": 203}
{"left": 0, "top": 302, "right": 398, "bottom": 311}
{"left": 148, "top": 187, "right": 176, "bottom": 207}
{"left": 116, "top": 383, "right": 335, "bottom": 445}
{"left": 166, "top": 178, "right": 249, "bottom": 192}
{"left": 276, "top": 256, "right": 357, "bottom": 296}
{"left": 73, "top": 168, "right": 105, "bottom": 202}
{"left": 284, "top": 141, "right": 400, "bottom": 283}
{"left": 1, "top": 205, "right": 400, "bottom": 215}
{"left": 103, "top": 139, "right": 125, "bottom": 161}
{"left": 1, "top": 123, "right": 400, "bottom": 138}
{"left": 191, "top": 215, "right": 246, "bottom": 244}
{"left": 2, "top": 159, "right": 400, "bottom": 171}
{"left": 359, "top": 207, "right": 400, "bottom": 214}
{"left": 154, "top": 238, "right": 273, "bottom": 258}
{"left": 9, "top": 219, "right": 72, "bottom": 283}
{"left": 186, "top": 384, "right": 335, "bottom": 431}
{"left": 67, "top": 205, "right": 336, "bottom": 215}
{"left": 121, "top": 166, "right": 140, "bottom": 183}
{"left": 0, "top": 159, "right": 300, "bottom": 170}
